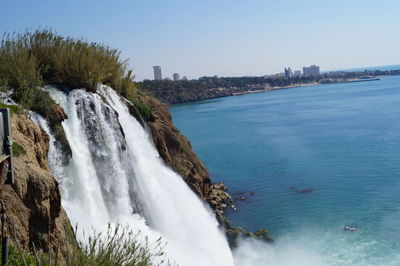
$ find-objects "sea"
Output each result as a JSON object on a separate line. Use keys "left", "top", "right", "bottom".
{"left": 170, "top": 74, "right": 400, "bottom": 265}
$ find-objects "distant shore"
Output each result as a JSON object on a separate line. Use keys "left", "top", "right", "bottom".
{"left": 231, "top": 77, "right": 381, "bottom": 97}
{"left": 140, "top": 70, "right": 399, "bottom": 105}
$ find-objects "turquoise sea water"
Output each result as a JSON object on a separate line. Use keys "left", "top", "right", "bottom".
{"left": 170, "top": 76, "right": 400, "bottom": 265}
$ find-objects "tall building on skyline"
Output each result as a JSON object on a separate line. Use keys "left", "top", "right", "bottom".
{"left": 303, "top": 65, "right": 320, "bottom": 76}
{"left": 173, "top": 73, "right": 180, "bottom": 81}
{"left": 153, "top": 66, "right": 162, "bottom": 80}
{"left": 284, "top": 67, "right": 293, "bottom": 78}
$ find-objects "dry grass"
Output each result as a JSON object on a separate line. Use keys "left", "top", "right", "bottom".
{"left": 0, "top": 29, "right": 136, "bottom": 95}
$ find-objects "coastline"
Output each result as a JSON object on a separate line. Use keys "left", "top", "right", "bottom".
{"left": 143, "top": 70, "right": 400, "bottom": 106}
{"left": 206, "top": 77, "right": 383, "bottom": 101}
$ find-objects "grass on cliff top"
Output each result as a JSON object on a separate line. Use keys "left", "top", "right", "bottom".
{"left": 0, "top": 29, "right": 155, "bottom": 125}
{"left": 0, "top": 102, "right": 20, "bottom": 114}
{"left": 0, "top": 29, "right": 136, "bottom": 95}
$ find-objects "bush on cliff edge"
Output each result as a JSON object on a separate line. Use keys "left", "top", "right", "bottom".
{"left": 0, "top": 29, "right": 135, "bottom": 94}
{"left": 0, "top": 29, "right": 154, "bottom": 125}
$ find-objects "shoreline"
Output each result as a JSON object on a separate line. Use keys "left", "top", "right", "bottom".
{"left": 188, "top": 77, "right": 384, "bottom": 103}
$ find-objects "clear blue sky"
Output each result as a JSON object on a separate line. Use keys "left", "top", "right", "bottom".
{"left": 1, "top": 0, "right": 399, "bottom": 80}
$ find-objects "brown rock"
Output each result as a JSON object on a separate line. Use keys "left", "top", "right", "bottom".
{"left": 141, "top": 96, "right": 212, "bottom": 198}
{"left": 2, "top": 114, "right": 75, "bottom": 255}
{"left": 138, "top": 96, "right": 273, "bottom": 246}
{"left": 140, "top": 96, "right": 234, "bottom": 215}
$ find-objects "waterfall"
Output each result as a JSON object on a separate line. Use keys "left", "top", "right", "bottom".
{"left": 39, "top": 86, "right": 234, "bottom": 266}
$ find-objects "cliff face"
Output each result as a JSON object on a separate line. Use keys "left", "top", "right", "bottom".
{"left": 140, "top": 96, "right": 233, "bottom": 216}
{"left": 140, "top": 95, "right": 272, "bottom": 244}
{"left": 2, "top": 113, "right": 74, "bottom": 252}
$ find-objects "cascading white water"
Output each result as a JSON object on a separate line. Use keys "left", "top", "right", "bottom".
{"left": 40, "top": 85, "right": 234, "bottom": 265}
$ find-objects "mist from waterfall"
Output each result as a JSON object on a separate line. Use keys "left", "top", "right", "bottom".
{"left": 38, "top": 86, "right": 234, "bottom": 266}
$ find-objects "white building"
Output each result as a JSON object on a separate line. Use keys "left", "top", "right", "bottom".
{"left": 173, "top": 73, "right": 180, "bottom": 81}
{"left": 153, "top": 66, "right": 162, "bottom": 80}
{"left": 302, "top": 65, "right": 320, "bottom": 76}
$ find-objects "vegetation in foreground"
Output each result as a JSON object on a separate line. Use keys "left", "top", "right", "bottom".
{"left": 3, "top": 224, "right": 170, "bottom": 266}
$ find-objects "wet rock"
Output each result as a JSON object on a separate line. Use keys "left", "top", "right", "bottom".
{"left": 291, "top": 187, "right": 314, "bottom": 193}
{"left": 220, "top": 216, "right": 273, "bottom": 248}
{"left": 344, "top": 226, "right": 357, "bottom": 232}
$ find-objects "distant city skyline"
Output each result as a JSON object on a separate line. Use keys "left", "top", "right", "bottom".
{"left": 152, "top": 63, "right": 400, "bottom": 81}
{"left": 1, "top": 0, "right": 400, "bottom": 81}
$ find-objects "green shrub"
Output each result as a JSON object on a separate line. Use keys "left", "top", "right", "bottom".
{"left": 127, "top": 98, "right": 155, "bottom": 127}
{"left": 132, "top": 99, "right": 155, "bottom": 123}
{"left": 12, "top": 142, "right": 25, "bottom": 157}
{"left": 0, "top": 103, "right": 20, "bottom": 115}
{"left": 13, "top": 87, "right": 55, "bottom": 115}
{"left": 5, "top": 245, "right": 37, "bottom": 266}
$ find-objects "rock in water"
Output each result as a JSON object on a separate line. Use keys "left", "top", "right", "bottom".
{"left": 344, "top": 226, "right": 357, "bottom": 232}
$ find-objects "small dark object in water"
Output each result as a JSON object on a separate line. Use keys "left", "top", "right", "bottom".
{"left": 290, "top": 186, "right": 314, "bottom": 193}
{"left": 250, "top": 192, "right": 257, "bottom": 195}
{"left": 344, "top": 226, "right": 357, "bottom": 232}
{"left": 240, "top": 197, "right": 247, "bottom": 201}
{"left": 296, "top": 188, "right": 314, "bottom": 193}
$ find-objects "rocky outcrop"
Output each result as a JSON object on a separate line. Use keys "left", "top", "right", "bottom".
{"left": 1, "top": 113, "right": 75, "bottom": 254}
{"left": 208, "top": 182, "right": 236, "bottom": 216}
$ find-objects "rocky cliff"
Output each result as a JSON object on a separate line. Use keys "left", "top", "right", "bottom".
{"left": 140, "top": 96, "right": 233, "bottom": 216}
{"left": 140, "top": 95, "right": 272, "bottom": 244}
{"left": 2, "top": 113, "right": 74, "bottom": 254}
